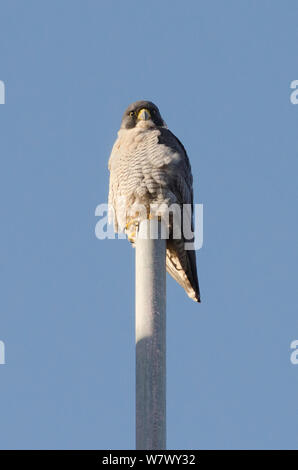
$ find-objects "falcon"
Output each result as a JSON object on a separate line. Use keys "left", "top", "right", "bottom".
{"left": 108, "top": 100, "right": 200, "bottom": 302}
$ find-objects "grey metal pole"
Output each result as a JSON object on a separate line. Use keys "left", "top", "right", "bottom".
{"left": 135, "top": 218, "right": 166, "bottom": 450}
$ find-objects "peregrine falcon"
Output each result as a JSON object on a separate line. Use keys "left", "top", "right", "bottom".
{"left": 108, "top": 100, "right": 200, "bottom": 302}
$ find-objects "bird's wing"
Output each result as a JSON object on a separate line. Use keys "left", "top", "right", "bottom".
{"left": 157, "top": 128, "right": 200, "bottom": 302}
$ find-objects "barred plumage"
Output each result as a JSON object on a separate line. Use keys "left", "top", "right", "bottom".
{"left": 108, "top": 100, "right": 200, "bottom": 302}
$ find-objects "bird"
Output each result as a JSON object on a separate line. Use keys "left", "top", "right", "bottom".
{"left": 108, "top": 100, "right": 200, "bottom": 302}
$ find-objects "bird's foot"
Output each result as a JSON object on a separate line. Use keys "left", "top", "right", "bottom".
{"left": 126, "top": 215, "right": 140, "bottom": 244}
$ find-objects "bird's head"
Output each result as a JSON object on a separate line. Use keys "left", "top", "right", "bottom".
{"left": 120, "top": 100, "right": 165, "bottom": 130}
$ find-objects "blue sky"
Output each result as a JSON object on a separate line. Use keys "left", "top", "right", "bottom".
{"left": 0, "top": 0, "right": 297, "bottom": 449}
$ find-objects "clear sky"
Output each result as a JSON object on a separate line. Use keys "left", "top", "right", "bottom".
{"left": 0, "top": 0, "right": 297, "bottom": 450}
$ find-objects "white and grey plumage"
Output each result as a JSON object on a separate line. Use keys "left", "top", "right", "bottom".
{"left": 108, "top": 100, "right": 200, "bottom": 302}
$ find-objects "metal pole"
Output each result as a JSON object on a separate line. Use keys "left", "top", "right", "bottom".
{"left": 135, "top": 218, "right": 166, "bottom": 450}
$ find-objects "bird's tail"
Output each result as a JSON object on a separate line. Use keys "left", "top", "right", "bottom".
{"left": 166, "top": 239, "right": 200, "bottom": 302}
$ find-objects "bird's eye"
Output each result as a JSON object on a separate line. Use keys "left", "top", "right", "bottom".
{"left": 129, "top": 111, "right": 135, "bottom": 117}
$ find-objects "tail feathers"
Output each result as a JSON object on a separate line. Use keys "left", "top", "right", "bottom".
{"left": 166, "top": 240, "right": 200, "bottom": 303}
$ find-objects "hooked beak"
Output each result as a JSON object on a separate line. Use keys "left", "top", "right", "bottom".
{"left": 137, "top": 108, "right": 151, "bottom": 121}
